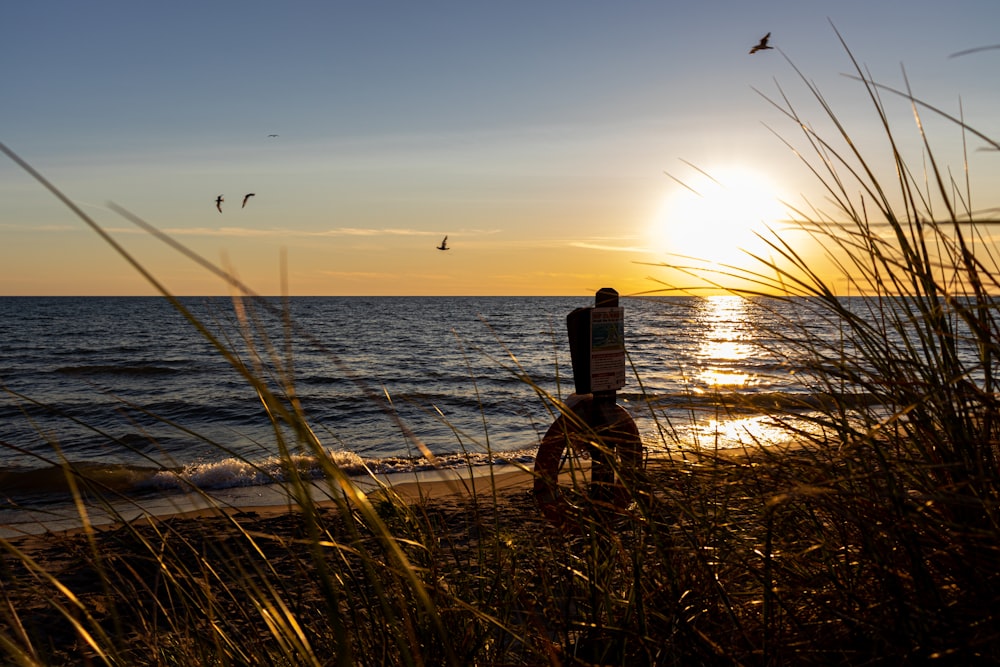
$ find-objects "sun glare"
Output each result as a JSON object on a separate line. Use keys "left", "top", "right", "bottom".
{"left": 650, "top": 167, "right": 786, "bottom": 269}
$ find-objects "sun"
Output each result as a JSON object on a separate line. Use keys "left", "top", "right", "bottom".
{"left": 649, "top": 166, "right": 786, "bottom": 270}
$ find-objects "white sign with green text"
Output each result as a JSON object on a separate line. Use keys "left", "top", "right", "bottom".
{"left": 589, "top": 307, "right": 625, "bottom": 392}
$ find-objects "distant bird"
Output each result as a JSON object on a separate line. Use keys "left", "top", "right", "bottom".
{"left": 215, "top": 195, "right": 224, "bottom": 213}
{"left": 267, "top": 134, "right": 279, "bottom": 138}
{"left": 949, "top": 44, "right": 1000, "bottom": 59}
{"left": 437, "top": 236, "right": 449, "bottom": 251}
{"left": 749, "top": 32, "right": 773, "bottom": 54}
{"left": 242, "top": 193, "right": 255, "bottom": 208}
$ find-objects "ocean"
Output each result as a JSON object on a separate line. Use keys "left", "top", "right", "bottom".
{"left": 1, "top": 295, "right": 827, "bottom": 535}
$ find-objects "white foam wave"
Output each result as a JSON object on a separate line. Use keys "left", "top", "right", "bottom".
{"left": 140, "top": 448, "right": 537, "bottom": 492}
{"left": 144, "top": 449, "right": 369, "bottom": 491}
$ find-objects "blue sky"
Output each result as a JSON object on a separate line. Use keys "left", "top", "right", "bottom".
{"left": 3, "top": 1, "right": 999, "bottom": 295}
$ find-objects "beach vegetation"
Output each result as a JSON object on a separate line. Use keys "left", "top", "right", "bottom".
{"left": 3, "top": 30, "right": 1000, "bottom": 665}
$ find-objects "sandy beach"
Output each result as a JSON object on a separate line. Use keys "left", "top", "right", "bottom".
{"left": 1, "top": 462, "right": 577, "bottom": 582}
{"left": 4, "top": 443, "right": 995, "bottom": 665}
{"left": 0, "top": 460, "right": 575, "bottom": 663}
{"left": 0, "top": 449, "right": 766, "bottom": 556}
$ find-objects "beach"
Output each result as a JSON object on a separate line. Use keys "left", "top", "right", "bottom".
{"left": 0, "top": 296, "right": 816, "bottom": 517}
{"left": 4, "top": 439, "right": 999, "bottom": 664}
{"left": 2, "top": 294, "right": 998, "bottom": 663}
{"left": 0, "top": 461, "right": 602, "bottom": 663}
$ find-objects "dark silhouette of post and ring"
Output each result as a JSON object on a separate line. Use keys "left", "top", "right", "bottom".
{"left": 533, "top": 288, "right": 644, "bottom": 529}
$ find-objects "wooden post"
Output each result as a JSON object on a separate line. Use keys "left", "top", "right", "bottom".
{"left": 534, "top": 287, "right": 641, "bottom": 530}
{"left": 590, "top": 288, "right": 619, "bottom": 503}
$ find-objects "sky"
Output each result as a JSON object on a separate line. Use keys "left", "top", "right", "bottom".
{"left": 3, "top": 1, "right": 1000, "bottom": 297}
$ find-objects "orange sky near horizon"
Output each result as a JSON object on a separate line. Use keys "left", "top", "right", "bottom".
{"left": 4, "top": 2, "right": 1000, "bottom": 298}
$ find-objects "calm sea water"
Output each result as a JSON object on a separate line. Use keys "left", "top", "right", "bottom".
{"left": 1, "top": 295, "right": 829, "bottom": 533}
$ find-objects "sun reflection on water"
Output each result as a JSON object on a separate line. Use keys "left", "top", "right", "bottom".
{"left": 694, "top": 415, "right": 792, "bottom": 449}
{"left": 692, "top": 295, "right": 756, "bottom": 389}
{"left": 637, "top": 295, "right": 822, "bottom": 453}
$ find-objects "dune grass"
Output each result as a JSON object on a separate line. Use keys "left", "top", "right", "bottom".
{"left": 3, "top": 34, "right": 1000, "bottom": 665}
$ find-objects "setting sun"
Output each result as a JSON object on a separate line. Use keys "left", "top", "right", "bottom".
{"left": 649, "top": 166, "right": 786, "bottom": 271}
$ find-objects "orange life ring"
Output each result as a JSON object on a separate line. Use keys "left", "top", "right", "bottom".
{"left": 533, "top": 393, "right": 643, "bottom": 530}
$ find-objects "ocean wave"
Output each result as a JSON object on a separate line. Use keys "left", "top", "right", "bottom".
{"left": 621, "top": 389, "right": 884, "bottom": 413}
{"left": 0, "top": 448, "right": 540, "bottom": 505}
{"left": 145, "top": 448, "right": 538, "bottom": 491}
{"left": 143, "top": 451, "right": 369, "bottom": 491}
{"left": 0, "top": 461, "right": 161, "bottom": 500}
{"left": 55, "top": 365, "right": 180, "bottom": 377}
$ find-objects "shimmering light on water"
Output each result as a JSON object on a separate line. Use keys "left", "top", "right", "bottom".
{"left": 693, "top": 295, "right": 757, "bottom": 389}
{"left": 694, "top": 370, "right": 754, "bottom": 389}
{"left": 692, "top": 415, "right": 792, "bottom": 450}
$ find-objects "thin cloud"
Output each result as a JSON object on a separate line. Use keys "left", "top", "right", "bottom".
{"left": 80, "top": 226, "right": 502, "bottom": 239}
{"left": 319, "top": 270, "right": 457, "bottom": 282}
{"left": 317, "top": 228, "right": 436, "bottom": 237}
{"left": 319, "top": 271, "right": 394, "bottom": 280}
{"left": 3, "top": 215, "right": 505, "bottom": 240}
{"left": 0, "top": 223, "right": 78, "bottom": 233}
{"left": 570, "top": 240, "right": 649, "bottom": 253}
{"left": 153, "top": 226, "right": 434, "bottom": 238}
{"left": 161, "top": 227, "right": 286, "bottom": 238}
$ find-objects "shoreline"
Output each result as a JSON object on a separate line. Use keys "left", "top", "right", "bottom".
{"left": 0, "top": 462, "right": 541, "bottom": 539}
{"left": 123, "top": 465, "right": 542, "bottom": 527}
{"left": 0, "top": 444, "right": 788, "bottom": 542}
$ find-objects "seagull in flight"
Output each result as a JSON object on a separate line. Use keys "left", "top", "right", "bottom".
{"left": 749, "top": 32, "right": 773, "bottom": 54}
{"left": 215, "top": 195, "right": 224, "bottom": 213}
{"left": 949, "top": 44, "right": 1000, "bottom": 59}
{"left": 242, "top": 193, "right": 255, "bottom": 208}
{"left": 437, "top": 236, "right": 449, "bottom": 251}
{"left": 267, "top": 134, "right": 279, "bottom": 138}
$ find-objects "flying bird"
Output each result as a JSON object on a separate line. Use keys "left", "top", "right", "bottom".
{"left": 949, "top": 44, "right": 1000, "bottom": 59}
{"left": 749, "top": 32, "right": 773, "bottom": 54}
{"left": 267, "top": 134, "right": 279, "bottom": 138}
{"left": 215, "top": 195, "right": 224, "bottom": 213}
{"left": 242, "top": 193, "right": 255, "bottom": 208}
{"left": 437, "top": 236, "right": 449, "bottom": 251}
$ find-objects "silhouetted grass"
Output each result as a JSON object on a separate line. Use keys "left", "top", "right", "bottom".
{"left": 3, "top": 30, "right": 1000, "bottom": 665}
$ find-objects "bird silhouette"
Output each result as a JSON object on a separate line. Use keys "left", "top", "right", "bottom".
{"left": 949, "top": 44, "right": 1000, "bottom": 59}
{"left": 267, "top": 134, "right": 279, "bottom": 138}
{"left": 242, "top": 193, "right": 255, "bottom": 208}
{"left": 215, "top": 195, "right": 224, "bottom": 213}
{"left": 749, "top": 32, "right": 773, "bottom": 54}
{"left": 437, "top": 236, "right": 449, "bottom": 251}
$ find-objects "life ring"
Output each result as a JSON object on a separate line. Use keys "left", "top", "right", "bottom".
{"left": 533, "top": 393, "right": 643, "bottom": 530}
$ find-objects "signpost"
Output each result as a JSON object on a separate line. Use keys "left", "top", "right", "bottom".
{"left": 566, "top": 287, "right": 625, "bottom": 395}
{"left": 588, "top": 305, "right": 626, "bottom": 393}
{"left": 534, "top": 288, "right": 643, "bottom": 529}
